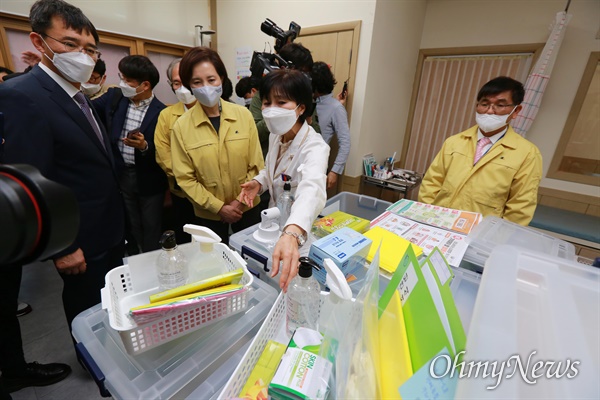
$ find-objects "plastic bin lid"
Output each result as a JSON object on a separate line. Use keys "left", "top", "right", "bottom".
{"left": 463, "top": 216, "right": 575, "bottom": 267}
{"left": 455, "top": 245, "right": 599, "bottom": 398}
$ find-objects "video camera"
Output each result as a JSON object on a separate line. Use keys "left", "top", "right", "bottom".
{"left": 249, "top": 19, "right": 301, "bottom": 86}
{"left": 0, "top": 164, "right": 79, "bottom": 266}
{"left": 261, "top": 18, "right": 301, "bottom": 53}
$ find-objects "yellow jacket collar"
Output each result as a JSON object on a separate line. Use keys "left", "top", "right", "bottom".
{"left": 190, "top": 100, "right": 237, "bottom": 127}
{"left": 460, "top": 125, "right": 520, "bottom": 150}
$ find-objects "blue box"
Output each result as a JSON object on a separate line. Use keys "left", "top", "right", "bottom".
{"left": 308, "top": 227, "right": 372, "bottom": 285}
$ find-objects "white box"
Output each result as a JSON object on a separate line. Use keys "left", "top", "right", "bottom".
{"left": 308, "top": 227, "right": 372, "bottom": 285}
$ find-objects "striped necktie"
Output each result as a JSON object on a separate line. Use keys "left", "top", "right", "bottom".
{"left": 74, "top": 91, "right": 106, "bottom": 151}
{"left": 473, "top": 136, "right": 491, "bottom": 165}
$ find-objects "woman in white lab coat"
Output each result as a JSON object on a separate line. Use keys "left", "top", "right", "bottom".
{"left": 239, "top": 69, "right": 329, "bottom": 292}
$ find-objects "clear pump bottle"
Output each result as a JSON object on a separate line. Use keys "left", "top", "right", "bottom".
{"left": 286, "top": 259, "right": 320, "bottom": 336}
{"left": 157, "top": 230, "right": 189, "bottom": 290}
{"left": 277, "top": 181, "right": 294, "bottom": 228}
{"left": 183, "top": 224, "right": 227, "bottom": 281}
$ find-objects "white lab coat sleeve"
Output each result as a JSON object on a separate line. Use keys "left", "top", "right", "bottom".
{"left": 284, "top": 138, "right": 329, "bottom": 233}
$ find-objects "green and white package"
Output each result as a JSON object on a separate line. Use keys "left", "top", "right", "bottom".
{"left": 269, "top": 327, "right": 333, "bottom": 400}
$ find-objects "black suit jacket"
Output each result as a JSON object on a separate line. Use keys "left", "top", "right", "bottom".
{"left": 92, "top": 88, "right": 167, "bottom": 196}
{"left": 0, "top": 65, "right": 125, "bottom": 259}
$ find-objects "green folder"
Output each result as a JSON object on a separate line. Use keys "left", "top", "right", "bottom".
{"left": 419, "top": 248, "right": 466, "bottom": 360}
{"left": 378, "top": 245, "right": 453, "bottom": 372}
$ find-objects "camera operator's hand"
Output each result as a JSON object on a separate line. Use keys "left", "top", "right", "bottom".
{"left": 336, "top": 91, "right": 347, "bottom": 106}
{"left": 54, "top": 248, "right": 86, "bottom": 275}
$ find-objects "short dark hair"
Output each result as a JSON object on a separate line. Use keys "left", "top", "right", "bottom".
{"left": 278, "top": 43, "right": 313, "bottom": 72}
{"left": 30, "top": 0, "right": 99, "bottom": 44}
{"left": 477, "top": 76, "right": 525, "bottom": 105}
{"left": 118, "top": 55, "right": 160, "bottom": 89}
{"left": 0, "top": 66, "right": 14, "bottom": 75}
{"left": 259, "top": 69, "right": 313, "bottom": 123}
{"left": 235, "top": 76, "right": 255, "bottom": 98}
{"left": 179, "top": 47, "right": 228, "bottom": 92}
{"left": 222, "top": 76, "right": 233, "bottom": 102}
{"left": 311, "top": 61, "right": 336, "bottom": 95}
{"left": 93, "top": 58, "right": 106, "bottom": 76}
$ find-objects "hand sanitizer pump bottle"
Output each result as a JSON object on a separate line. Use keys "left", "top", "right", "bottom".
{"left": 276, "top": 175, "right": 294, "bottom": 228}
{"left": 182, "top": 224, "right": 226, "bottom": 281}
{"left": 157, "top": 230, "right": 189, "bottom": 290}
{"left": 319, "top": 258, "right": 353, "bottom": 371}
{"left": 286, "top": 259, "right": 320, "bottom": 336}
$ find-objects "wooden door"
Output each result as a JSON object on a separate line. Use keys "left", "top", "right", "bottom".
{"left": 297, "top": 22, "right": 360, "bottom": 196}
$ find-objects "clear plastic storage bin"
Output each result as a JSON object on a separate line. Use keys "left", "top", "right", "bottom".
{"left": 100, "top": 242, "right": 253, "bottom": 354}
{"left": 72, "top": 277, "right": 278, "bottom": 400}
{"left": 463, "top": 216, "right": 575, "bottom": 267}
{"left": 456, "top": 245, "right": 599, "bottom": 398}
{"left": 230, "top": 192, "right": 392, "bottom": 290}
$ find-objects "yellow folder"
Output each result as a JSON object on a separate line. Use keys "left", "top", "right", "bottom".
{"left": 364, "top": 226, "right": 423, "bottom": 273}
{"left": 379, "top": 290, "right": 413, "bottom": 399}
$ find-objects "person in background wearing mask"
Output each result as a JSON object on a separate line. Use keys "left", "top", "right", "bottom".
{"left": 249, "top": 42, "right": 318, "bottom": 159}
{"left": 235, "top": 76, "right": 257, "bottom": 108}
{"left": 419, "top": 76, "right": 542, "bottom": 226}
{"left": 154, "top": 58, "right": 197, "bottom": 244}
{"left": 239, "top": 69, "right": 329, "bottom": 292}
{"left": 81, "top": 58, "right": 107, "bottom": 99}
{"left": 93, "top": 55, "right": 167, "bottom": 254}
{"left": 171, "top": 46, "right": 264, "bottom": 244}
{"left": 311, "top": 61, "right": 351, "bottom": 192}
{"left": 0, "top": 0, "right": 125, "bottom": 392}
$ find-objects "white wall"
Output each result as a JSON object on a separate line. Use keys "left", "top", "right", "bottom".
{"left": 355, "top": 0, "right": 427, "bottom": 177}
{"left": 0, "top": 0, "right": 208, "bottom": 46}
{"left": 421, "top": 0, "right": 600, "bottom": 196}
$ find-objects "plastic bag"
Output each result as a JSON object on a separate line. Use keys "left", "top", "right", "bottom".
{"left": 334, "top": 245, "right": 382, "bottom": 399}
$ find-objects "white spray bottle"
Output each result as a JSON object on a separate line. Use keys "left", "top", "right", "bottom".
{"left": 183, "top": 224, "right": 227, "bottom": 281}
{"left": 319, "top": 258, "right": 353, "bottom": 364}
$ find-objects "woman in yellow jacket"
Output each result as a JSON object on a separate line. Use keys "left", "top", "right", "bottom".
{"left": 171, "top": 47, "right": 264, "bottom": 244}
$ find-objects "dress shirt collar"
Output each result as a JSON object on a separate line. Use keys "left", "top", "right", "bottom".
{"left": 38, "top": 63, "right": 80, "bottom": 99}
{"left": 477, "top": 126, "right": 507, "bottom": 144}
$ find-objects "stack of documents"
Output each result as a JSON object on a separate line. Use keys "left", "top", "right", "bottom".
{"left": 370, "top": 199, "right": 482, "bottom": 267}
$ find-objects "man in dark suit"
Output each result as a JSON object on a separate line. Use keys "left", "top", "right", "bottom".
{"left": 0, "top": 0, "right": 124, "bottom": 393}
{"left": 93, "top": 55, "right": 167, "bottom": 254}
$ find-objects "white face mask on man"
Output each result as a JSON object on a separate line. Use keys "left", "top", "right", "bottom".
{"left": 119, "top": 80, "right": 143, "bottom": 98}
{"left": 175, "top": 86, "right": 196, "bottom": 104}
{"left": 41, "top": 37, "right": 95, "bottom": 83}
{"left": 262, "top": 105, "right": 300, "bottom": 136}
{"left": 475, "top": 106, "right": 517, "bottom": 133}
{"left": 81, "top": 82, "right": 101, "bottom": 96}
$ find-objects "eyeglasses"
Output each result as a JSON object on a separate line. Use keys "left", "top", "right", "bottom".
{"left": 42, "top": 34, "right": 101, "bottom": 59}
{"left": 476, "top": 102, "right": 515, "bottom": 113}
{"left": 88, "top": 73, "right": 103, "bottom": 84}
{"left": 168, "top": 79, "right": 182, "bottom": 89}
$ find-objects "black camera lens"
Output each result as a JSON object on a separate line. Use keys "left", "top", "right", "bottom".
{"left": 261, "top": 21, "right": 280, "bottom": 38}
{"left": 0, "top": 164, "right": 79, "bottom": 265}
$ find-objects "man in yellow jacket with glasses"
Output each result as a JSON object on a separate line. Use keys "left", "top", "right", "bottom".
{"left": 419, "top": 76, "right": 542, "bottom": 226}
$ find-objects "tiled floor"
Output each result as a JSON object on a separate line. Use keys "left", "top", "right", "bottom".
{"left": 10, "top": 261, "right": 105, "bottom": 400}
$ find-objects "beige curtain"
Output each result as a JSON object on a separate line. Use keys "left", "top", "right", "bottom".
{"left": 405, "top": 55, "right": 533, "bottom": 179}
